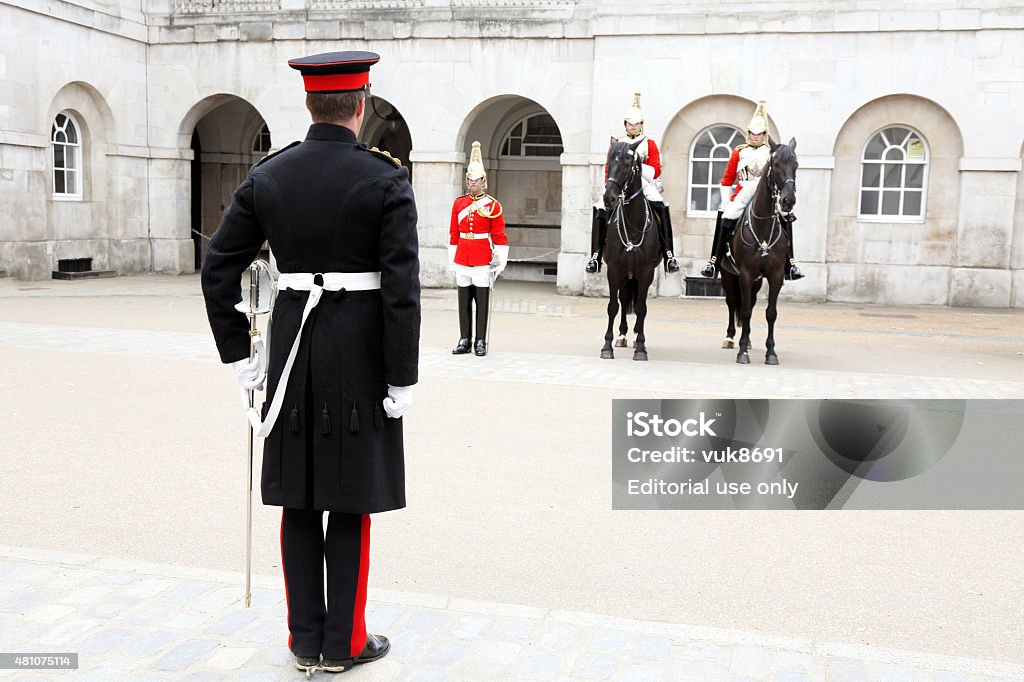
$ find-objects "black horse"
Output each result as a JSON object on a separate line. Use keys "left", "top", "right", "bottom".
{"left": 600, "top": 137, "right": 661, "bottom": 361}
{"left": 720, "top": 139, "right": 798, "bottom": 365}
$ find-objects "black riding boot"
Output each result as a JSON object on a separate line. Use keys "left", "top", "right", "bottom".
{"left": 473, "top": 286, "right": 490, "bottom": 356}
{"left": 781, "top": 215, "right": 804, "bottom": 280}
{"left": 452, "top": 286, "right": 473, "bottom": 354}
{"left": 701, "top": 211, "right": 725, "bottom": 277}
{"left": 652, "top": 202, "right": 679, "bottom": 273}
{"left": 585, "top": 207, "right": 608, "bottom": 273}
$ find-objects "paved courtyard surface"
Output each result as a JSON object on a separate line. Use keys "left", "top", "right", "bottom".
{"left": 0, "top": 275, "right": 1022, "bottom": 680}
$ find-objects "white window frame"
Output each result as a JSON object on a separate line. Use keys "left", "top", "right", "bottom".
{"left": 252, "top": 123, "right": 272, "bottom": 154}
{"left": 51, "top": 111, "right": 83, "bottom": 201}
{"left": 499, "top": 113, "right": 563, "bottom": 158}
{"left": 858, "top": 126, "right": 929, "bottom": 223}
{"left": 687, "top": 125, "right": 743, "bottom": 217}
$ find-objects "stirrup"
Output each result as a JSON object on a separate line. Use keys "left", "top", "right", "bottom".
{"left": 700, "top": 261, "right": 716, "bottom": 278}
{"left": 786, "top": 263, "right": 804, "bottom": 281}
{"left": 585, "top": 254, "right": 600, "bottom": 273}
{"left": 664, "top": 254, "right": 680, "bottom": 273}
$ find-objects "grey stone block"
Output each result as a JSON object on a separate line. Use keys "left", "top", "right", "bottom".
{"left": 204, "top": 609, "right": 258, "bottom": 636}
{"left": 474, "top": 640, "right": 521, "bottom": 665}
{"left": 152, "top": 638, "right": 219, "bottom": 671}
{"left": 570, "top": 651, "right": 618, "bottom": 680}
{"left": 826, "top": 658, "right": 867, "bottom": 682}
{"left": 519, "top": 651, "right": 566, "bottom": 680}
{"left": 124, "top": 630, "right": 178, "bottom": 657}
{"left": 422, "top": 641, "right": 468, "bottom": 666}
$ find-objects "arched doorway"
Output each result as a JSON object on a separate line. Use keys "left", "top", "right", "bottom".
{"left": 184, "top": 95, "right": 270, "bottom": 267}
{"left": 460, "top": 96, "right": 564, "bottom": 283}
{"left": 360, "top": 95, "right": 413, "bottom": 178}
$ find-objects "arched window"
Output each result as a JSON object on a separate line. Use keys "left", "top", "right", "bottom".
{"left": 859, "top": 126, "right": 928, "bottom": 219}
{"left": 688, "top": 125, "right": 743, "bottom": 214}
{"left": 252, "top": 123, "right": 272, "bottom": 154}
{"left": 500, "top": 114, "right": 563, "bottom": 157}
{"left": 52, "top": 112, "right": 82, "bottom": 199}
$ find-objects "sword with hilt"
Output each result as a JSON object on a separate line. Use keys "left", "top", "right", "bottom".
{"left": 240, "top": 259, "right": 274, "bottom": 607}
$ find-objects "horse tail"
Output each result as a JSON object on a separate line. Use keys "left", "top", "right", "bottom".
{"left": 623, "top": 278, "right": 637, "bottom": 316}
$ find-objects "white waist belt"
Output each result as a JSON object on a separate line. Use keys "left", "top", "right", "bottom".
{"left": 246, "top": 271, "right": 382, "bottom": 437}
{"left": 278, "top": 271, "right": 381, "bottom": 291}
{"left": 458, "top": 232, "right": 490, "bottom": 240}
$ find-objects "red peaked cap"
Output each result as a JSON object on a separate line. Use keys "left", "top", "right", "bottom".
{"left": 288, "top": 51, "right": 380, "bottom": 93}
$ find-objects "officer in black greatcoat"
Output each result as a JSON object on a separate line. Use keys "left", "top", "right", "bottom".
{"left": 201, "top": 51, "right": 420, "bottom": 675}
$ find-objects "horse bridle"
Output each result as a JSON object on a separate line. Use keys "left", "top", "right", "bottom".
{"left": 606, "top": 145, "right": 652, "bottom": 252}
{"left": 744, "top": 147, "right": 795, "bottom": 254}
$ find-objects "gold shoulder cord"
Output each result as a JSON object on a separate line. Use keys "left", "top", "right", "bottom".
{"left": 475, "top": 195, "right": 502, "bottom": 219}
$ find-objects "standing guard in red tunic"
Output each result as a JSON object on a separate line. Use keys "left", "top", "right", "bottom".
{"left": 448, "top": 141, "right": 509, "bottom": 357}
{"left": 586, "top": 92, "right": 679, "bottom": 274}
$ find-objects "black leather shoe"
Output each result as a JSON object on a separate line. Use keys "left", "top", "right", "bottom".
{"left": 665, "top": 257, "right": 680, "bottom": 273}
{"left": 585, "top": 257, "right": 599, "bottom": 273}
{"left": 321, "top": 634, "right": 391, "bottom": 673}
{"left": 700, "top": 261, "right": 716, "bottom": 278}
{"left": 474, "top": 340, "right": 487, "bottom": 356}
{"left": 787, "top": 264, "right": 805, "bottom": 281}
{"left": 294, "top": 655, "right": 320, "bottom": 673}
{"left": 452, "top": 338, "right": 472, "bottom": 355}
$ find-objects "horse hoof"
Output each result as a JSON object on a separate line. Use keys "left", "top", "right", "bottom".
{"left": 614, "top": 338, "right": 627, "bottom": 348}
{"left": 601, "top": 349, "right": 614, "bottom": 360}
{"left": 633, "top": 351, "right": 648, "bottom": 362}
{"left": 765, "top": 354, "right": 779, "bottom": 366}
{"left": 722, "top": 339, "right": 735, "bottom": 349}
{"left": 736, "top": 353, "right": 750, "bottom": 365}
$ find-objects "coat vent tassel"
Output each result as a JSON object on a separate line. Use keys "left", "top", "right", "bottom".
{"left": 374, "top": 404, "right": 384, "bottom": 430}
{"left": 320, "top": 403, "right": 331, "bottom": 435}
{"left": 289, "top": 406, "right": 300, "bottom": 433}
{"left": 349, "top": 404, "right": 360, "bottom": 433}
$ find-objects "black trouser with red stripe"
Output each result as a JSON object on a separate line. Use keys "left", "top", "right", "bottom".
{"left": 280, "top": 509, "right": 370, "bottom": 660}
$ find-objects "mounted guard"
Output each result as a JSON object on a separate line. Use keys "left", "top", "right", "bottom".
{"left": 586, "top": 92, "right": 679, "bottom": 274}
{"left": 448, "top": 140, "right": 509, "bottom": 357}
{"left": 701, "top": 101, "right": 803, "bottom": 280}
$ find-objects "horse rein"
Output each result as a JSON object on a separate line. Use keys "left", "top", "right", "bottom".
{"left": 606, "top": 148, "right": 652, "bottom": 252}
{"left": 743, "top": 150, "right": 795, "bottom": 255}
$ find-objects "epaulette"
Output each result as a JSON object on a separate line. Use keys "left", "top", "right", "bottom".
{"left": 734, "top": 143, "right": 749, "bottom": 152}
{"left": 367, "top": 146, "right": 402, "bottom": 167}
{"left": 254, "top": 140, "right": 301, "bottom": 168}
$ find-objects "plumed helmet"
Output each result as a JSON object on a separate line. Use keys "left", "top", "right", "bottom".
{"left": 623, "top": 92, "right": 644, "bottom": 126}
{"left": 466, "top": 140, "right": 486, "bottom": 181}
{"left": 747, "top": 100, "right": 768, "bottom": 135}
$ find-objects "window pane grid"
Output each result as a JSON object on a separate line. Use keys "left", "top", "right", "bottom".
{"left": 688, "top": 125, "right": 742, "bottom": 213}
{"left": 858, "top": 126, "right": 927, "bottom": 219}
{"left": 500, "top": 114, "right": 562, "bottom": 158}
{"left": 52, "top": 112, "right": 82, "bottom": 198}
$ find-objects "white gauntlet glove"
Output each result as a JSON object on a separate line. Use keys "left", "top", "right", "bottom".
{"left": 382, "top": 384, "right": 413, "bottom": 419}
{"left": 232, "top": 339, "right": 266, "bottom": 391}
{"left": 491, "top": 244, "right": 509, "bottom": 278}
{"left": 448, "top": 245, "right": 457, "bottom": 275}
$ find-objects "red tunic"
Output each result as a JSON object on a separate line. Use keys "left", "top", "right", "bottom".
{"left": 449, "top": 193, "right": 508, "bottom": 266}
{"left": 604, "top": 136, "right": 661, "bottom": 181}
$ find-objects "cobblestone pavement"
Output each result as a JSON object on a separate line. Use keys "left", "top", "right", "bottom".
{"left": 0, "top": 321, "right": 1020, "bottom": 400}
{"left": 1, "top": 545, "right": 1022, "bottom": 682}
{"left": 1, "top": 276, "right": 1023, "bottom": 679}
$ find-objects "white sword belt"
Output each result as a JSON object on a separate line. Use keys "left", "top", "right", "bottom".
{"left": 458, "top": 232, "right": 491, "bottom": 240}
{"left": 246, "top": 271, "right": 382, "bottom": 438}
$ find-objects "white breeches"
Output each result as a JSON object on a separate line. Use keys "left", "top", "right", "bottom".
{"left": 453, "top": 264, "right": 493, "bottom": 288}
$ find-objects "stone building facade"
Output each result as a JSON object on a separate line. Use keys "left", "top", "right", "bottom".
{"left": 2, "top": 0, "right": 1023, "bottom": 306}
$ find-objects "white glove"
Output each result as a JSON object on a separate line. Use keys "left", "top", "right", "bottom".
{"left": 719, "top": 186, "right": 733, "bottom": 210}
{"left": 641, "top": 163, "right": 656, "bottom": 182}
{"left": 447, "top": 245, "right": 457, "bottom": 275}
{"left": 232, "top": 338, "right": 265, "bottom": 391}
{"left": 491, "top": 244, "right": 509, "bottom": 277}
{"left": 382, "top": 384, "right": 413, "bottom": 419}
